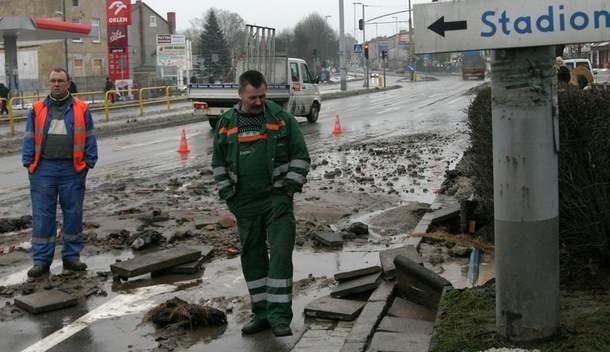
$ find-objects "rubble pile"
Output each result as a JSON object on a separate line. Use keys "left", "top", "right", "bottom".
{"left": 146, "top": 297, "right": 227, "bottom": 328}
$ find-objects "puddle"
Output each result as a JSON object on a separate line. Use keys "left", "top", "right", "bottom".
{"left": 437, "top": 254, "right": 495, "bottom": 289}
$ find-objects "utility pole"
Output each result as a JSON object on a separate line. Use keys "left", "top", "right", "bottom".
{"left": 492, "top": 46, "right": 560, "bottom": 340}
{"left": 362, "top": 4, "right": 368, "bottom": 88}
{"left": 407, "top": 0, "right": 414, "bottom": 80}
{"left": 61, "top": 0, "right": 69, "bottom": 71}
{"left": 339, "top": 0, "right": 347, "bottom": 91}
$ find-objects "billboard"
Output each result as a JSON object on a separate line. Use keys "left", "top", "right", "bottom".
{"left": 106, "top": 0, "right": 131, "bottom": 25}
{"left": 157, "top": 35, "right": 188, "bottom": 67}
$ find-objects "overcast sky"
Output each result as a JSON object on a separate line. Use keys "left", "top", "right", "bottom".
{"left": 143, "top": 0, "right": 429, "bottom": 40}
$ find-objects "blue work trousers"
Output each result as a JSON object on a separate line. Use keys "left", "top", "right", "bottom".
{"left": 29, "top": 159, "right": 87, "bottom": 267}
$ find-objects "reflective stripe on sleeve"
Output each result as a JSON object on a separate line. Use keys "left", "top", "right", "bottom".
{"left": 273, "top": 163, "right": 290, "bottom": 177}
{"left": 289, "top": 159, "right": 310, "bottom": 171}
{"left": 285, "top": 171, "right": 306, "bottom": 184}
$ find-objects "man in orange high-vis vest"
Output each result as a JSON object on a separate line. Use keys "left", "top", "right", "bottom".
{"left": 21, "top": 68, "right": 98, "bottom": 278}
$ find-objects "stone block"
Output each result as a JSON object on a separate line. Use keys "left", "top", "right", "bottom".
{"left": 331, "top": 272, "right": 381, "bottom": 298}
{"left": 380, "top": 246, "right": 422, "bottom": 278}
{"left": 367, "top": 280, "right": 395, "bottom": 303}
{"left": 110, "top": 245, "right": 202, "bottom": 279}
{"left": 394, "top": 254, "right": 452, "bottom": 309}
{"left": 367, "top": 331, "right": 430, "bottom": 352}
{"left": 314, "top": 232, "right": 344, "bottom": 247}
{"left": 428, "top": 203, "right": 460, "bottom": 225}
{"left": 387, "top": 297, "right": 436, "bottom": 322}
{"left": 14, "top": 290, "right": 78, "bottom": 314}
{"left": 152, "top": 256, "right": 205, "bottom": 275}
{"left": 345, "top": 301, "right": 387, "bottom": 344}
{"left": 334, "top": 265, "right": 381, "bottom": 282}
{"left": 377, "top": 316, "right": 434, "bottom": 334}
{"left": 305, "top": 296, "right": 366, "bottom": 321}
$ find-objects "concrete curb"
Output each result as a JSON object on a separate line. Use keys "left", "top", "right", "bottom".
{"left": 322, "top": 85, "right": 402, "bottom": 101}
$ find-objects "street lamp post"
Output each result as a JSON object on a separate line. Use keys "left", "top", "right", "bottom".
{"left": 60, "top": 0, "right": 69, "bottom": 71}
{"left": 362, "top": 4, "right": 368, "bottom": 88}
{"left": 408, "top": 0, "right": 414, "bottom": 80}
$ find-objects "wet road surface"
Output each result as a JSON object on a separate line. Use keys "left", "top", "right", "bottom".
{"left": 0, "top": 75, "right": 485, "bottom": 351}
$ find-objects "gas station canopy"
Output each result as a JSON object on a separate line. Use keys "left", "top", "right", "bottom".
{"left": 0, "top": 16, "right": 91, "bottom": 43}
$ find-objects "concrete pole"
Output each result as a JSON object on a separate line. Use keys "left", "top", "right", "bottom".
{"left": 408, "top": 0, "right": 413, "bottom": 79}
{"left": 492, "top": 46, "right": 560, "bottom": 341}
{"left": 362, "top": 4, "right": 369, "bottom": 88}
{"left": 3, "top": 34, "right": 19, "bottom": 92}
{"left": 339, "top": 0, "right": 347, "bottom": 91}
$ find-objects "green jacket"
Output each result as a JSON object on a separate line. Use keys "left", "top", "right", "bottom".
{"left": 212, "top": 100, "right": 310, "bottom": 201}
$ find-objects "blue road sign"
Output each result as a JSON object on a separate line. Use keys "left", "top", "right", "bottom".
{"left": 407, "top": 64, "right": 416, "bottom": 72}
{"left": 353, "top": 44, "right": 363, "bottom": 54}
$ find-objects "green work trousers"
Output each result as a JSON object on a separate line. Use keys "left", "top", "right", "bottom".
{"left": 229, "top": 193, "right": 296, "bottom": 327}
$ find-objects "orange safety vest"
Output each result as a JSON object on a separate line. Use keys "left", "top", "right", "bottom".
{"left": 28, "top": 98, "right": 88, "bottom": 174}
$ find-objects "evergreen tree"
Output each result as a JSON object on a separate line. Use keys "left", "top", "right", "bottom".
{"left": 199, "top": 10, "right": 231, "bottom": 81}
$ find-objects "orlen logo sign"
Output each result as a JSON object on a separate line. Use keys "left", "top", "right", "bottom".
{"left": 106, "top": 0, "right": 131, "bottom": 25}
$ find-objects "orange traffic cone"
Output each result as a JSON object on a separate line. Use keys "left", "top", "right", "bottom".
{"left": 178, "top": 128, "right": 190, "bottom": 153}
{"left": 332, "top": 114, "right": 343, "bottom": 136}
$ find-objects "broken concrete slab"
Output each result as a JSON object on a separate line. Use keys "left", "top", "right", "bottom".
{"left": 344, "top": 301, "right": 387, "bottom": 344}
{"left": 152, "top": 256, "right": 205, "bottom": 276}
{"left": 368, "top": 280, "right": 395, "bottom": 303}
{"left": 377, "top": 316, "right": 434, "bottom": 334}
{"left": 428, "top": 203, "right": 461, "bottom": 225}
{"left": 292, "top": 328, "right": 350, "bottom": 352}
{"left": 110, "top": 245, "right": 202, "bottom": 279}
{"left": 394, "top": 254, "right": 452, "bottom": 309}
{"left": 387, "top": 297, "right": 436, "bottom": 322}
{"left": 380, "top": 246, "right": 422, "bottom": 279}
{"left": 331, "top": 272, "right": 382, "bottom": 298}
{"left": 304, "top": 296, "right": 366, "bottom": 321}
{"left": 313, "top": 232, "right": 344, "bottom": 247}
{"left": 340, "top": 342, "right": 365, "bottom": 352}
{"left": 334, "top": 265, "right": 381, "bottom": 282}
{"left": 368, "top": 331, "right": 431, "bottom": 352}
{"left": 194, "top": 215, "right": 218, "bottom": 229}
{"left": 14, "top": 290, "right": 78, "bottom": 314}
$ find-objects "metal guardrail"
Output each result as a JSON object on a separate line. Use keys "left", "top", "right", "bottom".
{"left": 0, "top": 86, "right": 187, "bottom": 136}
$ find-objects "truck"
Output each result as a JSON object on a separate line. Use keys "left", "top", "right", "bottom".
{"left": 462, "top": 50, "right": 486, "bottom": 80}
{"left": 190, "top": 25, "right": 321, "bottom": 128}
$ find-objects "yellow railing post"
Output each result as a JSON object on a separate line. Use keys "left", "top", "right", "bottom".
{"left": 139, "top": 88, "right": 145, "bottom": 116}
{"left": 104, "top": 91, "right": 111, "bottom": 122}
{"left": 165, "top": 86, "right": 171, "bottom": 111}
{"left": 8, "top": 97, "right": 17, "bottom": 136}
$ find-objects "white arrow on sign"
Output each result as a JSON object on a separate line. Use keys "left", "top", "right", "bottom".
{"left": 414, "top": 0, "right": 610, "bottom": 54}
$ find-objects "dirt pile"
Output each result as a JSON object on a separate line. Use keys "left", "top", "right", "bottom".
{"left": 0, "top": 216, "right": 32, "bottom": 234}
{"left": 146, "top": 297, "right": 227, "bottom": 329}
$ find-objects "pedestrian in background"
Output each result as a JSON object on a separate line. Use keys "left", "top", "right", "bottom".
{"left": 0, "top": 82, "right": 9, "bottom": 115}
{"left": 104, "top": 77, "right": 116, "bottom": 103}
{"left": 69, "top": 79, "right": 78, "bottom": 94}
{"left": 21, "top": 68, "right": 98, "bottom": 278}
{"left": 212, "top": 70, "right": 310, "bottom": 337}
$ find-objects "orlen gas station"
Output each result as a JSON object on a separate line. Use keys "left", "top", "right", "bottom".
{"left": 0, "top": 16, "right": 91, "bottom": 92}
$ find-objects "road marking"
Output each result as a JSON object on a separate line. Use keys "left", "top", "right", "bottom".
{"left": 20, "top": 283, "right": 179, "bottom": 352}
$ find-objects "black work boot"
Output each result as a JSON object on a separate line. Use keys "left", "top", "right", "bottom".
{"left": 27, "top": 265, "right": 50, "bottom": 278}
{"left": 272, "top": 324, "right": 293, "bottom": 337}
{"left": 63, "top": 260, "right": 87, "bottom": 272}
{"left": 241, "top": 319, "right": 270, "bottom": 335}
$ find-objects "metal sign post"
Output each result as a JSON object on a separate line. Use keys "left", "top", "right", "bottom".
{"left": 415, "top": 0, "right": 609, "bottom": 342}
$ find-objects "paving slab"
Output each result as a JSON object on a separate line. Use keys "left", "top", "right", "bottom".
{"left": 380, "top": 246, "right": 422, "bottom": 278}
{"left": 292, "top": 328, "right": 350, "bottom": 352}
{"left": 428, "top": 203, "right": 460, "bottom": 225}
{"left": 152, "top": 256, "right": 205, "bottom": 275}
{"left": 14, "top": 290, "right": 78, "bottom": 314}
{"left": 387, "top": 297, "right": 436, "bottom": 322}
{"left": 377, "top": 316, "right": 434, "bottom": 334}
{"left": 331, "top": 272, "right": 382, "bottom": 298}
{"left": 110, "top": 245, "right": 202, "bottom": 278}
{"left": 194, "top": 215, "right": 218, "bottom": 229}
{"left": 313, "top": 232, "right": 344, "bottom": 247}
{"left": 345, "top": 301, "right": 387, "bottom": 344}
{"left": 394, "top": 254, "right": 452, "bottom": 309}
{"left": 334, "top": 265, "right": 381, "bottom": 282}
{"left": 340, "top": 342, "right": 366, "bottom": 352}
{"left": 367, "top": 331, "right": 430, "bottom": 352}
{"left": 368, "top": 280, "right": 395, "bottom": 303}
{"left": 304, "top": 296, "right": 366, "bottom": 321}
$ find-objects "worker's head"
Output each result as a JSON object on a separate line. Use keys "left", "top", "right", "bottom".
{"left": 238, "top": 70, "right": 267, "bottom": 115}
{"left": 48, "top": 68, "right": 71, "bottom": 99}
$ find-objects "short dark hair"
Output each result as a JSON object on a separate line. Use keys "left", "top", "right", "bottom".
{"left": 238, "top": 70, "right": 266, "bottom": 93}
{"left": 51, "top": 68, "right": 71, "bottom": 81}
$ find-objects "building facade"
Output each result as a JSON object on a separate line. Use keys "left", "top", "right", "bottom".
{"left": 0, "top": 0, "right": 108, "bottom": 92}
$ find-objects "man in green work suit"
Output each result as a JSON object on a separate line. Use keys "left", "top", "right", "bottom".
{"left": 212, "top": 70, "right": 310, "bottom": 337}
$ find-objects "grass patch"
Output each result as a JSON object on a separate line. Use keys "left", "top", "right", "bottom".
{"left": 431, "top": 288, "right": 610, "bottom": 352}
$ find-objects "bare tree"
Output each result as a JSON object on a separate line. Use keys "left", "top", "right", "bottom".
{"left": 293, "top": 13, "right": 338, "bottom": 69}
